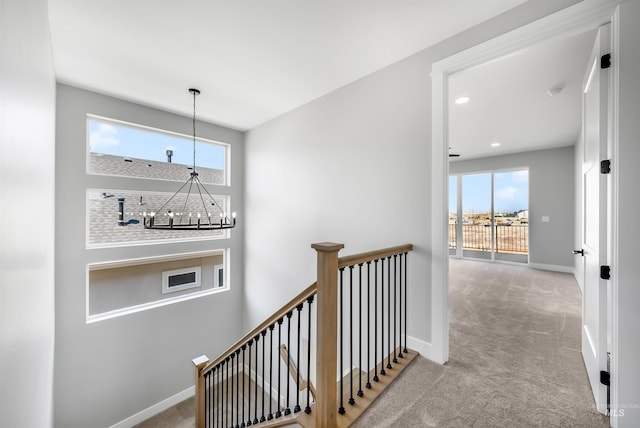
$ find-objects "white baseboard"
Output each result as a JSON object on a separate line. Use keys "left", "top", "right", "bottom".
{"left": 406, "top": 335, "right": 431, "bottom": 361}
{"left": 528, "top": 263, "right": 575, "bottom": 274}
{"left": 109, "top": 386, "right": 195, "bottom": 428}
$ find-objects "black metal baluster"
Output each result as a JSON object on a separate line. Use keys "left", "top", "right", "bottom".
{"left": 236, "top": 349, "right": 241, "bottom": 428}
{"left": 285, "top": 311, "right": 292, "bottom": 415}
{"left": 380, "top": 259, "right": 386, "bottom": 376}
{"left": 399, "top": 253, "right": 404, "bottom": 359}
{"left": 366, "top": 261, "right": 372, "bottom": 389}
{"left": 253, "top": 335, "right": 259, "bottom": 425}
{"left": 231, "top": 353, "right": 235, "bottom": 428}
{"left": 404, "top": 253, "right": 408, "bottom": 354}
{"left": 373, "top": 259, "right": 380, "bottom": 382}
{"left": 225, "top": 357, "right": 229, "bottom": 428}
{"left": 218, "top": 363, "right": 222, "bottom": 428}
{"left": 214, "top": 366, "right": 218, "bottom": 428}
{"left": 205, "top": 371, "right": 209, "bottom": 428}
{"left": 387, "top": 256, "right": 392, "bottom": 370}
{"left": 305, "top": 296, "right": 314, "bottom": 414}
{"left": 295, "top": 303, "right": 303, "bottom": 413}
{"left": 357, "top": 263, "right": 364, "bottom": 398}
{"left": 216, "top": 366, "right": 220, "bottom": 428}
{"left": 338, "top": 267, "right": 346, "bottom": 414}
{"left": 241, "top": 346, "right": 246, "bottom": 428}
{"left": 276, "top": 318, "right": 283, "bottom": 418}
{"left": 247, "top": 340, "right": 252, "bottom": 426}
{"left": 348, "top": 265, "right": 355, "bottom": 406}
{"left": 261, "top": 330, "right": 267, "bottom": 422}
{"left": 212, "top": 370, "right": 215, "bottom": 428}
{"left": 393, "top": 254, "right": 398, "bottom": 364}
{"left": 211, "top": 368, "right": 215, "bottom": 428}
{"left": 268, "top": 325, "right": 274, "bottom": 420}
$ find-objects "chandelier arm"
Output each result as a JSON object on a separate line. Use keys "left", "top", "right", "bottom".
{"left": 154, "top": 179, "right": 192, "bottom": 215}
{"left": 195, "top": 174, "right": 231, "bottom": 223}
{"left": 178, "top": 178, "right": 195, "bottom": 224}
{"left": 193, "top": 177, "right": 213, "bottom": 226}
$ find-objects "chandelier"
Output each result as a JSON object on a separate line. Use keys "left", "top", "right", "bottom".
{"left": 143, "top": 88, "right": 236, "bottom": 230}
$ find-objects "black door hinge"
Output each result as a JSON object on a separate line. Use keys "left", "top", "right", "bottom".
{"left": 600, "top": 370, "right": 610, "bottom": 386}
{"left": 601, "top": 159, "right": 611, "bottom": 174}
{"left": 601, "top": 265, "right": 611, "bottom": 280}
{"left": 601, "top": 53, "right": 611, "bottom": 69}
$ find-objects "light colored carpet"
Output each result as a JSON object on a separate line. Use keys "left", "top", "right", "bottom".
{"left": 138, "top": 258, "right": 609, "bottom": 427}
{"left": 352, "top": 258, "right": 609, "bottom": 427}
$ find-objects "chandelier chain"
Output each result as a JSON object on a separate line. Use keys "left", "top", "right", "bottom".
{"left": 192, "top": 90, "right": 197, "bottom": 172}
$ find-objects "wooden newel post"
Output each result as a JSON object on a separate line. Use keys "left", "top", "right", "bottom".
{"left": 312, "top": 242, "right": 344, "bottom": 428}
{"left": 192, "top": 355, "right": 209, "bottom": 428}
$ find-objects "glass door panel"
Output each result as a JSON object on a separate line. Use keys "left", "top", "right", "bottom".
{"left": 462, "top": 173, "right": 492, "bottom": 260}
{"left": 493, "top": 170, "right": 529, "bottom": 262}
{"left": 449, "top": 176, "right": 458, "bottom": 255}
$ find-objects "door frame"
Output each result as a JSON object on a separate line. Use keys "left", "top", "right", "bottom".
{"left": 430, "top": 0, "right": 620, "bottom": 419}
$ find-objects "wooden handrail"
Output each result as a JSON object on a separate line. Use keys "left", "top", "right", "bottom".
{"left": 200, "top": 281, "right": 318, "bottom": 375}
{"left": 338, "top": 243, "right": 413, "bottom": 268}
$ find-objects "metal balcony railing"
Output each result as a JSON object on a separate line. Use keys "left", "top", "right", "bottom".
{"left": 448, "top": 223, "right": 529, "bottom": 254}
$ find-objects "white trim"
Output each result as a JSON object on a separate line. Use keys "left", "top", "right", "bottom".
{"left": 109, "top": 386, "right": 195, "bottom": 428}
{"left": 88, "top": 249, "right": 224, "bottom": 270}
{"left": 609, "top": 6, "right": 620, "bottom": 427}
{"left": 528, "top": 263, "right": 575, "bottom": 274}
{"left": 431, "top": 62, "right": 450, "bottom": 365}
{"left": 87, "top": 286, "right": 227, "bottom": 324}
{"left": 406, "top": 335, "right": 432, "bottom": 361}
{"left": 431, "top": 0, "right": 620, "bottom": 376}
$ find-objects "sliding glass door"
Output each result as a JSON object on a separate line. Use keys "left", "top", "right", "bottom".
{"left": 449, "top": 169, "right": 529, "bottom": 263}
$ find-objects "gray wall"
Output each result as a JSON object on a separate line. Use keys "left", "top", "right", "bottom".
{"left": 244, "top": 0, "right": 582, "bottom": 354}
{"left": 450, "top": 146, "right": 575, "bottom": 268}
{"left": 54, "top": 84, "right": 245, "bottom": 427}
{"left": 0, "top": 0, "right": 56, "bottom": 426}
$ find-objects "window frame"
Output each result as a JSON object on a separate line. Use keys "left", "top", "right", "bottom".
{"left": 85, "top": 114, "right": 234, "bottom": 249}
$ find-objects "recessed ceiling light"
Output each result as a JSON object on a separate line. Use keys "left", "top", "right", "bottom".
{"left": 490, "top": 142, "right": 501, "bottom": 147}
{"left": 454, "top": 96, "right": 470, "bottom": 105}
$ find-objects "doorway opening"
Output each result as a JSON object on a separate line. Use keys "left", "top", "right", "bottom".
{"left": 430, "top": 1, "right": 618, "bottom": 417}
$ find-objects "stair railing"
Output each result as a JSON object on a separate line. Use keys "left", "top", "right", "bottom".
{"left": 193, "top": 242, "right": 414, "bottom": 428}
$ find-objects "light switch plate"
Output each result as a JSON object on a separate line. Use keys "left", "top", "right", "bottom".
{"left": 542, "top": 216, "right": 550, "bottom": 223}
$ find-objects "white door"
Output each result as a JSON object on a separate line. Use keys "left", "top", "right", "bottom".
{"left": 581, "top": 23, "right": 610, "bottom": 415}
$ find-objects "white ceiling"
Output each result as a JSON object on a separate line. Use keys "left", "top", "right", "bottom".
{"left": 48, "top": 0, "right": 528, "bottom": 131}
{"left": 448, "top": 29, "right": 596, "bottom": 161}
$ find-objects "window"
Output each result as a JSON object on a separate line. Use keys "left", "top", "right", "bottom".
{"left": 87, "top": 250, "right": 228, "bottom": 323}
{"left": 88, "top": 116, "right": 227, "bottom": 184}
{"left": 86, "top": 115, "right": 232, "bottom": 248}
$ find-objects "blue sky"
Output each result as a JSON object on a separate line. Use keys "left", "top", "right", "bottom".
{"left": 89, "top": 120, "right": 225, "bottom": 169}
{"left": 449, "top": 170, "right": 528, "bottom": 215}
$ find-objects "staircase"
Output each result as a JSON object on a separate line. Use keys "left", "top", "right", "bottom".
{"left": 192, "top": 242, "right": 415, "bottom": 428}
